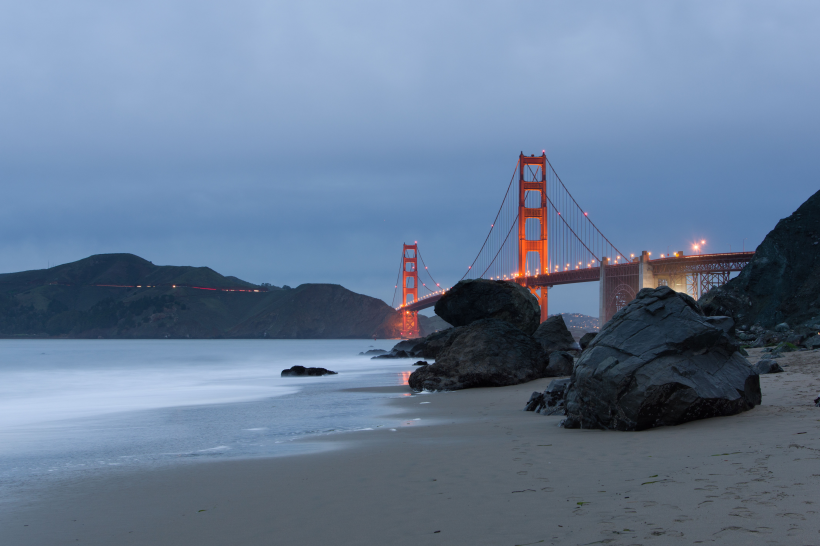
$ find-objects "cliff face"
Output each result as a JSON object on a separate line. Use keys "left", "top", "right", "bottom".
{"left": 0, "top": 254, "right": 402, "bottom": 339}
{"left": 700, "top": 189, "right": 820, "bottom": 329}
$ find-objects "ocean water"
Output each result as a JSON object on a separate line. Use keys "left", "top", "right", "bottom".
{"left": 0, "top": 339, "right": 417, "bottom": 503}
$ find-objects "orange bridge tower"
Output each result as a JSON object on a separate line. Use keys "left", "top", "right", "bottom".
{"left": 401, "top": 243, "right": 420, "bottom": 338}
{"left": 518, "top": 152, "right": 549, "bottom": 322}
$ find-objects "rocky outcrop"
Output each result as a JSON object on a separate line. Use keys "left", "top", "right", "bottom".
{"left": 359, "top": 349, "right": 387, "bottom": 356}
{"left": 533, "top": 315, "right": 578, "bottom": 354}
{"left": 525, "top": 378, "right": 570, "bottom": 416}
{"left": 372, "top": 327, "right": 466, "bottom": 360}
{"left": 579, "top": 332, "right": 597, "bottom": 351}
{"left": 545, "top": 351, "right": 574, "bottom": 377}
{"left": 564, "top": 286, "right": 761, "bottom": 431}
{"left": 408, "top": 319, "right": 548, "bottom": 391}
{"left": 281, "top": 366, "right": 338, "bottom": 377}
{"left": 433, "top": 279, "right": 540, "bottom": 335}
{"left": 753, "top": 359, "right": 784, "bottom": 374}
{"left": 700, "top": 189, "right": 820, "bottom": 331}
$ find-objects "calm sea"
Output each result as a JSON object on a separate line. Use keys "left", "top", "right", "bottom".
{"left": 0, "top": 339, "right": 417, "bottom": 504}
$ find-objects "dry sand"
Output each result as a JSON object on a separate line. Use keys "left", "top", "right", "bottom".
{"left": 3, "top": 348, "right": 820, "bottom": 546}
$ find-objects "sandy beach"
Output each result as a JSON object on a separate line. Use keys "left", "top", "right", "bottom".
{"left": 3, "top": 347, "right": 820, "bottom": 546}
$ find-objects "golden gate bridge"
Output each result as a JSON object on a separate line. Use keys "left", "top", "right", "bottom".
{"left": 391, "top": 152, "right": 754, "bottom": 338}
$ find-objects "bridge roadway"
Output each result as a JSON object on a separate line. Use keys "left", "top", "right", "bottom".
{"left": 399, "top": 251, "right": 755, "bottom": 313}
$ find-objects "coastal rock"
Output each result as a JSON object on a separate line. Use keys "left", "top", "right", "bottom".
{"left": 359, "top": 349, "right": 387, "bottom": 356}
{"left": 525, "top": 378, "right": 570, "bottom": 416}
{"left": 372, "top": 349, "right": 411, "bottom": 359}
{"left": 413, "top": 360, "right": 429, "bottom": 366}
{"left": 410, "top": 327, "right": 467, "bottom": 360}
{"left": 700, "top": 189, "right": 820, "bottom": 330}
{"left": 532, "top": 315, "right": 578, "bottom": 354}
{"left": 545, "top": 351, "right": 574, "bottom": 377}
{"left": 704, "top": 316, "right": 735, "bottom": 335}
{"left": 433, "top": 279, "right": 540, "bottom": 335}
{"left": 408, "top": 319, "right": 547, "bottom": 391}
{"left": 753, "top": 359, "right": 784, "bottom": 374}
{"left": 281, "top": 366, "right": 338, "bottom": 377}
{"left": 579, "top": 332, "right": 597, "bottom": 351}
{"left": 564, "top": 286, "right": 761, "bottom": 431}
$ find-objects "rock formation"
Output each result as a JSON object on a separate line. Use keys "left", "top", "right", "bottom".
{"left": 532, "top": 315, "right": 578, "bottom": 354}
{"left": 525, "top": 378, "right": 570, "bottom": 416}
{"left": 564, "top": 286, "right": 761, "bottom": 431}
{"left": 408, "top": 319, "right": 548, "bottom": 391}
{"left": 753, "top": 359, "right": 784, "bottom": 374}
{"left": 433, "top": 279, "right": 540, "bottom": 335}
{"left": 281, "top": 366, "right": 338, "bottom": 377}
{"left": 700, "top": 189, "right": 820, "bottom": 331}
{"left": 544, "top": 351, "right": 574, "bottom": 377}
{"left": 579, "top": 332, "right": 597, "bottom": 351}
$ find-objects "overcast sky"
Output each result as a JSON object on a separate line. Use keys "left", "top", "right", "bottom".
{"left": 1, "top": 1, "right": 818, "bottom": 315}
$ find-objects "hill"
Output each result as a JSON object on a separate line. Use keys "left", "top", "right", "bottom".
{"left": 0, "top": 254, "right": 403, "bottom": 339}
{"left": 700, "top": 189, "right": 820, "bottom": 330}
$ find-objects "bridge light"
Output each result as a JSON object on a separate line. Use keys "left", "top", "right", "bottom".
{"left": 584, "top": 212, "right": 588, "bottom": 216}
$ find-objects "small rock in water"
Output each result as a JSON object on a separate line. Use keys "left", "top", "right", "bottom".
{"left": 753, "top": 359, "right": 784, "bottom": 374}
{"left": 413, "top": 360, "right": 429, "bottom": 366}
{"left": 359, "top": 349, "right": 388, "bottom": 356}
{"left": 281, "top": 366, "right": 338, "bottom": 377}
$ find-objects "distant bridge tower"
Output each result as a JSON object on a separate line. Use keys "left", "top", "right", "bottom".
{"left": 518, "top": 153, "right": 549, "bottom": 322}
{"left": 401, "top": 243, "right": 420, "bottom": 338}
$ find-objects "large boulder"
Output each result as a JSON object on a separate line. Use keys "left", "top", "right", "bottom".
{"left": 408, "top": 319, "right": 548, "bottom": 391}
{"left": 700, "top": 189, "right": 820, "bottom": 331}
{"left": 433, "top": 279, "right": 540, "bottom": 335}
{"left": 533, "top": 315, "right": 578, "bottom": 354}
{"left": 564, "top": 286, "right": 761, "bottom": 431}
{"left": 544, "top": 351, "right": 574, "bottom": 377}
{"left": 372, "top": 327, "right": 466, "bottom": 360}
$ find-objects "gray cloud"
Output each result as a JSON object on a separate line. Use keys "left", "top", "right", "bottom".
{"left": 1, "top": 1, "right": 818, "bottom": 315}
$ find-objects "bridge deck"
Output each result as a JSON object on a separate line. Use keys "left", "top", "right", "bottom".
{"left": 398, "top": 252, "right": 754, "bottom": 313}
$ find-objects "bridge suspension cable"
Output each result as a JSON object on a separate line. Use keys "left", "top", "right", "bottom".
{"left": 460, "top": 153, "right": 628, "bottom": 282}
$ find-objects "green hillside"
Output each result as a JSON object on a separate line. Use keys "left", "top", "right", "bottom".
{"left": 0, "top": 254, "right": 403, "bottom": 339}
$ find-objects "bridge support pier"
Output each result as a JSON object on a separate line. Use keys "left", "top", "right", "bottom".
{"left": 598, "top": 257, "right": 609, "bottom": 327}
{"left": 638, "top": 250, "right": 655, "bottom": 290}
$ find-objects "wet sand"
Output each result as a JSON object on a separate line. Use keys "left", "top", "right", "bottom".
{"left": 3, "top": 348, "right": 820, "bottom": 545}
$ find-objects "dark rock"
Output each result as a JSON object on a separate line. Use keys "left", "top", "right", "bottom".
{"left": 532, "top": 315, "right": 578, "bottom": 354}
{"left": 815, "top": 395, "right": 820, "bottom": 407}
{"left": 804, "top": 334, "right": 820, "bottom": 349}
{"left": 372, "top": 349, "right": 411, "bottom": 359}
{"left": 775, "top": 322, "right": 790, "bottom": 332}
{"left": 704, "top": 316, "right": 735, "bottom": 335}
{"left": 525, "top": 378, "right": 570, "bottom": 416}
{"left": 564, "top": 286, "right": 760, "bottom": 431}
{"left": 579, "top": 332, "right": 597, "bottom": 351}
{"left": 413, "top": 360, "right": 429, "bottom": 366}
{"left": 359, "top": 349, "right": 388, "bottom": 356}
{"left": 700, "top": 189, "right": 820, "bottom": 330}
{"left": 410, "top": 327, "right": 467, "bottom": 360}
{"left": 281, "top": 366, "right": 338, "bottom": 377}
{"left": 545, "top": 351, "right": 574, "bottom": 377}
{"left": 433, "top": 279, "right": 540, "bottom": 335}
{"left": 753, "top": 359, "right": 784, "bottom": 374}
{"left": 408, "top": 319, "right": 548, "bottom": 391}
